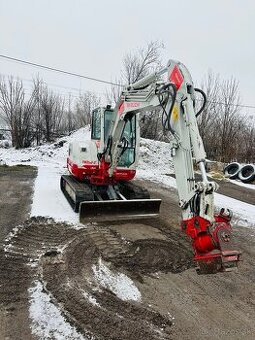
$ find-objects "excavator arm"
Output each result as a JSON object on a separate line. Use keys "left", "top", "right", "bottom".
{"left": 102, "top": 59, "right": 241, "bottom": 274}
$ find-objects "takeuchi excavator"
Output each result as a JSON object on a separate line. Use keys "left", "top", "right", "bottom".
{"left": 61, "top": 59, "right": 241, "bottom": 274}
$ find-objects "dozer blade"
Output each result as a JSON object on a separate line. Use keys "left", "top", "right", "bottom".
{"left": 79, "top": 198, "right": 161, "bottom": 223}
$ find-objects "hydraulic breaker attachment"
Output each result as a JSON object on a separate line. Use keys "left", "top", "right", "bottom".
{"left": 79, "top": 198, "right": 161, "bottom": 223}
{"left": 181, "top": 211, "right": 241, "bottom": 274}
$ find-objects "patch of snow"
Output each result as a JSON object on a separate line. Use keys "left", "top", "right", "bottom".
{"left": 27, "top": 259, "right": 38, "bottom": 268}
{"left": 3, "top": 225, "right": 25, "bottom": 253}
{"left": 214, "top": 192, "right": 255, "bottom": 228}
{"left": 92, "top": 258, "right": 141, "bottom": 302}
{"left": 4, "top": 224, "right": 24, "bottom": 243}
{"left": 82, "top": 291, "right": 101, "bottom": 307}
{"left": 28, "top": 281, "right": 86, "bottom": 340}
{"left": 3, "top": 243, "right": 14, "bottom": 253}
{"left": 229, "top": 179, "right": 255, "bottom": 190}
{"left": 30, "top": 164, "right": 79, "bottom": 224}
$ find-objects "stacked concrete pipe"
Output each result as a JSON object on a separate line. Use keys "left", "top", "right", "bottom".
{"left": 224, "top": 162, "right": 255, "bottom": 183}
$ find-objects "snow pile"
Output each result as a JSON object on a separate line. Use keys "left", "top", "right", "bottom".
{"left": 92, "top": 258, "right": 141, "bottom": 302}
{"left": 0, "top": 127, "right": 90, "bottom": 166}
{"left": 214, "top": 194, "right": 255, "bottom": 228}
{"left": 29, "top": 281, "right": 86, "bottom": 340}
{"left": 138, "top": 138, "right": 174, "bottom": 175}
{"left": 0, "top": 139, "right": 11, "bottom": 148}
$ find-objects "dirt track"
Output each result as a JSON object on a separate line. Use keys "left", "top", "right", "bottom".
{"left": 0, "top": 165, "right": 37, "bottom": 340}
{"left": 0, "top": 166, "right": 255, "bottom": 339}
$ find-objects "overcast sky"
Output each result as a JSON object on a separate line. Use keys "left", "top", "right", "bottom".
{"left": 0, "top": 0, "right": 254, "bottom": 115}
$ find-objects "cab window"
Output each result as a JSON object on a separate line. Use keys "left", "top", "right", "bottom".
{"left": 104, "top": 109, "right": 116, "bottom": 142}
{"left": 118, "top": 115, "right": 136, "bottom": 167}
{"left": 91, "top": 110, "right": 101, "bottom": 140}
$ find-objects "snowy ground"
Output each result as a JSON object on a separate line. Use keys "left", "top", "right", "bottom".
{"left": 0, "top": 126, "right": 254, "bottom": 227}
{"left": 92, "top": 257, "right": 141, "bottom": 302}
{"left": 1, "top": 127, "right": 255, "bottom": 339}
{"left": 29, "top": 281, "right": 86, "bottom": 340}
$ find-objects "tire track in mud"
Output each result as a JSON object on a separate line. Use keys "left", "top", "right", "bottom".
{"left": 1, "top": 217, "right": 194, "bottom": 339}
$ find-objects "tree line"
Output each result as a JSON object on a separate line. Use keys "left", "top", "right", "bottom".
{"left": 0, "top": 77, "right": 100, "bottom": 148}
{"left": 197, "top": 72, "right": 255, "bottom": 163}
{"left": 0, "top": 41, "right": 254, "bottom": 163}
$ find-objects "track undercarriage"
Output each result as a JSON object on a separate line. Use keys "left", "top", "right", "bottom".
{"left": 60, "top": 175, "right": 161, "bottom": 223}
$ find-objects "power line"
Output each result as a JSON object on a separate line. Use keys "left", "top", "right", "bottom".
{"left": 195, "top": 98, "right": 255, "bottom": 112}
{"left": 0, "top": 53, "right": 255, "bottom": 111}
{"left": 204, "top": 99, "right": 255, "bottom": 110}
{"left": 0, "top": 53, "right": 123, "bottom": 87}
{"left": 0, "top": 72, "right": 109, "bottom": 98}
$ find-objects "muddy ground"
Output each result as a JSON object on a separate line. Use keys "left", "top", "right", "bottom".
{"left": 0, "top": 165, "right": 255, "bottom": 339}
{"left": 0, "top": 165, "right": 37, "bottom": 340}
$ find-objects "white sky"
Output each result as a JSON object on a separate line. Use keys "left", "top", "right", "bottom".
{"left": 0, "top": 0, "right": 254, "bottom": 116}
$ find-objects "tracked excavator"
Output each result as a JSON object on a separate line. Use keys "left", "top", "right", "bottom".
{"left": 61, "top": 59, "right": 241, "bottom": 274}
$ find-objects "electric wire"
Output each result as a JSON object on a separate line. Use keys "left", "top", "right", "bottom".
{"left": 0, "top": 53, "right": 124, "bottom": 87}
{"left": 0, "top": 72, "right": 108, "bottom": 99}
{"left": 1, "top": 53, "right": 255, "bottom": 112}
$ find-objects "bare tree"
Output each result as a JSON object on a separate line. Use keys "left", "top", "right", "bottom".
{"left": 37, "top": 84, "right": 66, "bottom": 142}
{"left": 197, "top": 71, "right": 220, "bottom": 142}
{"left": 217, "top": 77, "right": 241, "bottom": 162}
{"left": 0, "top": 76, "right": 38, "bottom": 148}
{"left": 62, "top": 94, "right": 79, "bottom": 133}
{"left": 239, "top": 116, "right": 255, "bottom": 163}
{"left": 74, "top": 91, "right": 101, "bottom": 126}
{"left": 107, "top": 40, "right": 164, "bottom": 105}
{"left": 0, "top": 76, "right": 24, "bottom": 147}
{"left": 19, "top": 84, "right": 39, "bottom": 147}
{"left": 106, "top": 41, "right": 165, "bottom": 140}
{"left": 122, "top": 40, "right": 164, "bottom": 84}
{"left": 199, "top": 72, "right": 243, "bottom": 163}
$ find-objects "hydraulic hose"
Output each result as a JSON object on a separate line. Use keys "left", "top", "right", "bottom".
{"left": 194, "top": 88, "right": 207, "bottom": 117}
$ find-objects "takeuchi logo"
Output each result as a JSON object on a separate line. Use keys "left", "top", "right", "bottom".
{"left": 118, "top": 101, "right": 140, "bottom": 114}
{"left": 126, "top": 102, "right": 140, "bottom": 108}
